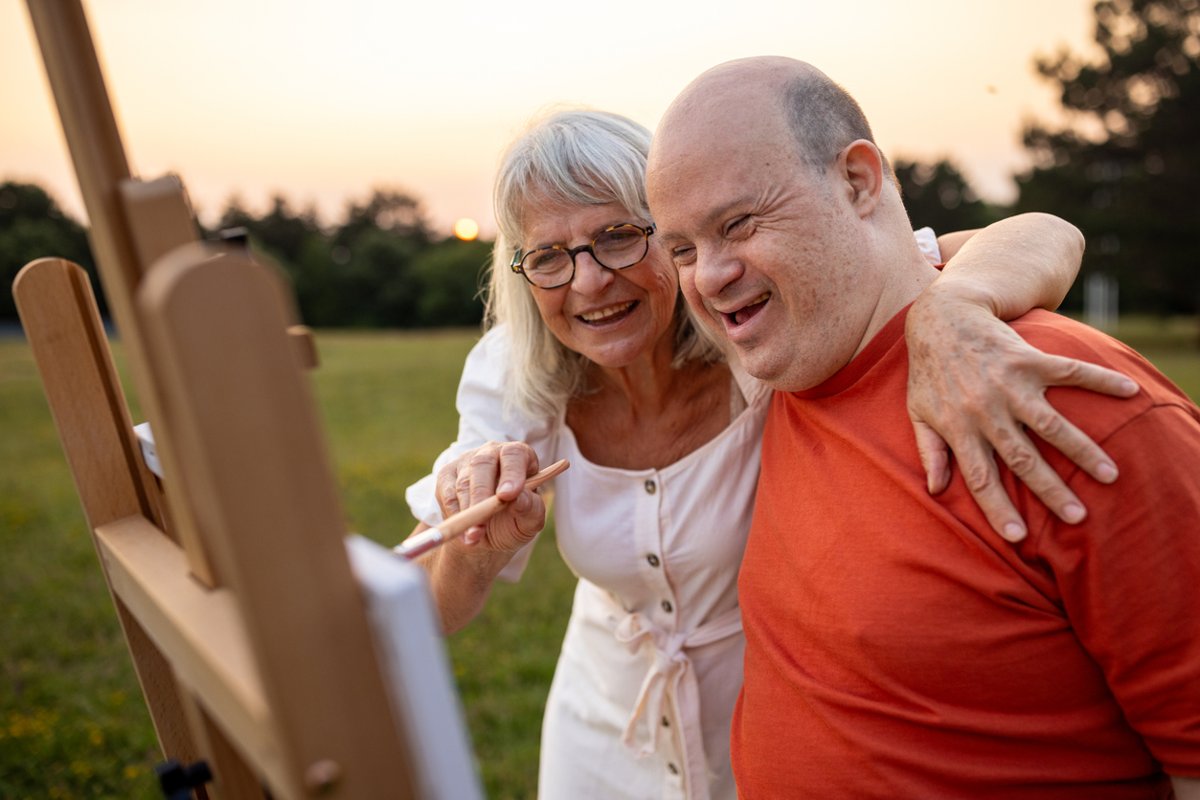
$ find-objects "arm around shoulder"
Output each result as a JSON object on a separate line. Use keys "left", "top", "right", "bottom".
{"left": 933, "top": 212, "right": 1084, "bottom": 317}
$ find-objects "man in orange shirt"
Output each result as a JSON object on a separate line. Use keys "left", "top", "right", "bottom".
{"left": 647, "top": 56, "right": 1200, "bottom": 798}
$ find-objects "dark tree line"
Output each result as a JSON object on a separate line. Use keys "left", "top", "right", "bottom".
{"left": 0, "top": 183, "right": 489, "bottom": 328}
{"left": 5, "top": 0, "right": 1198, "bottom": 326}
{"left": 894, "top": 158, "right": 1001, "bottom": 236}
{"left": 1015, "top": 0, "right": 1200, "bottom": 316}
{"left": 213, "top": 190, "right": 489, "bottom": 328}
{"left": 891, "top": 0, "right": 1199, "bottom": 321}
{"left": 0, "top": 181, "right": 100, "bottom": 322}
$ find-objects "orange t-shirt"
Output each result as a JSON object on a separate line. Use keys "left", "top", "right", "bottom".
{"left": 732, "top": 308, "right": 1200, "bottom": 798}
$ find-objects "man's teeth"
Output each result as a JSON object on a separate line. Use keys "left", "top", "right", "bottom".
{"left": 580, "top": 302, "right": 635, "bottom": 322}
{"left": 731, "top": 293, "right": 770, "bottom": 325}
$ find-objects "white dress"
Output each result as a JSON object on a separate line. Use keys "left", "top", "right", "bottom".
{"left": 406, "top": 230, "right": 942, "bottom": 800}
{"left": 407, "top": 326, "right": 769, "bottom": 800}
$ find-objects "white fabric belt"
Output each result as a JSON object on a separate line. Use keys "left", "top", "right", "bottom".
{"left": 613, "top": 602, "right": 743, "bottom": 800}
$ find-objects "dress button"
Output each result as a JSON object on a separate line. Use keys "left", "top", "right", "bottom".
{"left": 644, "top": 479, "right": 656, "bottom": 494}
{"left": 661, "top": 715, "right": 670, "bottom": 728}
{"left": 667, "top": 763, "right": 679, "bottom": 776}
{"left": 661, "top": 600, "right": 673, "bottom": 613}
{"left": 647, "top": 554, "right": 660, "bottom": 568}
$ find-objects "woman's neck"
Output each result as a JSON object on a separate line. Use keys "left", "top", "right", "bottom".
{"left": 588, "top": 336, "right": 681, "bottom": 419}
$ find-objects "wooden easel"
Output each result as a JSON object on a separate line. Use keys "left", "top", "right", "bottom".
{"left": 13, "top": 2, "right": 481, "bottom": 797}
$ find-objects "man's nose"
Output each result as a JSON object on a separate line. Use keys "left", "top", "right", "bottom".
{"left": 692, "top": 250, "right": 743, "bottom": 299}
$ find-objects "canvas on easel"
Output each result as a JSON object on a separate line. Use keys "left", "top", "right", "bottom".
{"left": 13, "top": 1, "right": 482, "bottom": 797}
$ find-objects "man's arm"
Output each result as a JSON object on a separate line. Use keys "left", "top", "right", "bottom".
{"left": 905, "top": 212, "right": 1138, "bottom": 541}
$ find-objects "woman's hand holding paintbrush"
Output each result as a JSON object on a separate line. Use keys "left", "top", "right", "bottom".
{"left": 396, "top": 456, "right": 569, "bottom": 560}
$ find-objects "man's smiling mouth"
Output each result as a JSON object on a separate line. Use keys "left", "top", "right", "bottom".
{"left": 724, "top": 293, "right": 770, "bottom": 327}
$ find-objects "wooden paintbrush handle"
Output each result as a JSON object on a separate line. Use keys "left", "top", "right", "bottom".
{"left": 395, "top": 458, "right": 569, "bottom": 559}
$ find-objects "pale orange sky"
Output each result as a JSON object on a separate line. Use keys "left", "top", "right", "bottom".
{"left": 0, "top": 0, "right": 1100, "bottom": 238}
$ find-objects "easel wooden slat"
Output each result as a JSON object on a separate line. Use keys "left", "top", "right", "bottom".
{"left": 12, "top": 258, "right": 160, "bottom": 527}
{"left": 96, "top": 516, "right": 291, "bottom": 797}
{"left": 11, "top": 257, "right": 197, "bottom": 767}
{"left": 137, "top": 242, "right": 418, "bottom": 798}
{"left": 21, "top": 3, "right": 479, "bottom": 796}
{"left": 24, "top": 0, "right": 219, "bottom": 587}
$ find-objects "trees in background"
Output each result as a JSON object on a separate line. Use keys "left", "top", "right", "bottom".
{"left": 1016, "top": 0, "right": 1200, "bottom": 315}
{"left": 0, "top": 182, "right": 101, "bottom": 322}
{"left": 0, "top": 184, "right": 489, "bottom": 328}
{"left": 7, "top": 0, "right": 1200, "bottom": 331}
{"left": 894, "top": 158, "right": 1000, "bottom": 237}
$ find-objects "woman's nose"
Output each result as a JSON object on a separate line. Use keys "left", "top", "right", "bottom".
{"left": 569, "top": 251, "right": 614, "bottom": 296}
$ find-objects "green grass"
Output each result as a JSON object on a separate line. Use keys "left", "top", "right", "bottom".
{"left": 0, "top": 328, "right": 576, "bottom": 800}
{"left": 1, "top": 318, "right": 1197, "bottom": 799}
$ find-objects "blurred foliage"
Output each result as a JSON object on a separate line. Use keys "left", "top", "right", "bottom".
{"left": 1016, "top": 0, "right": 1200, "bottom": 316}
{"left": 0, "top": 330, "right": 576, "bottom": 799}
{"left": 215, "top": 189, "right": 489, "bottom": 328}
{"left": 0, "top": 181, "right": 102, "bottom": 322}
{"left": 7, "top": 1, "right": 1198, "bottom": 324}
{"left": 0, "top": 184, "right": 490, "bottom": 328}
{"left": 895, "top": 157, "right": 1001, "bottom": 236}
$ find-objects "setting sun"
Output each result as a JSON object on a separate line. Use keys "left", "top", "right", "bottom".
{"left": 453, "top": 217, "right": 480, "bottom": 241}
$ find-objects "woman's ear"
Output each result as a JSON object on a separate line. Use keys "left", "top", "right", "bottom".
{"left": 837, "top": 139, "right": 885, "bottom": 217}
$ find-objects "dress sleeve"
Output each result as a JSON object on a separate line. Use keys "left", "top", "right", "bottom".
{"left": 1034, "top": 402, "right": 1200, "bottom": 776}
{"left": 912, "top": 226, "right": 942, "bottom": 265}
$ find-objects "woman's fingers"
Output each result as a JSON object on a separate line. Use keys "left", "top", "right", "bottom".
{"left": 436, "top": 441, "right": 544, "bottom": 548}
{"left": 1037, "top": 352, "right": 1139, "bottom": 397}
{"left": 912, "top": 420, "right": 952, "bottom": 495}
{"left": 1015, "top": 380, "right": 1121, "bottom": 487}
{"left": 496, "top": 442, "right": 540, "bottom": 499}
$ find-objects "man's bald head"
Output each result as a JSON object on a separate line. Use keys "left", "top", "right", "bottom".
{"left": 646, "top": 56, "right": 932, "bottom": 392}
{"left": 654, "top": 56, "right": 884, "bottom": 179}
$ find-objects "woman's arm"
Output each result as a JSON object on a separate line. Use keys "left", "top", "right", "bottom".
{"left": 401, "top": 327, "right": 554, "bottom": 631}
{"left": 906, "top": 212, "right": 1139, "bottom": 541}
{"left": 1171, "top": 776, "right": 1200, "bottom": 800}
{"left": 407, "top": 441, "right": 547, "bottom": 633}
{"left": 934, "top": 228, "right": 978, "bottom": 262}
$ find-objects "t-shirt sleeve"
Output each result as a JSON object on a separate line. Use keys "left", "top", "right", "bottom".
{"left": 1035, "top": 401, "right": 1200, "bottom": 776}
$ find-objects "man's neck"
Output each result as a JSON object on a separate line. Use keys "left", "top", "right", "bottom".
{"left": 849, "top": 236, "right": 941, "bottom": 362}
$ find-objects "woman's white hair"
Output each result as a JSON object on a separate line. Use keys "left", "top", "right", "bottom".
{"left": 484, "top": 108, "right": 722, "bottom": 420}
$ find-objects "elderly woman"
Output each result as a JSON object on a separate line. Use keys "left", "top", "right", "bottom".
{"left": 404, "top": 110, "right": 1130, "bottom": 799}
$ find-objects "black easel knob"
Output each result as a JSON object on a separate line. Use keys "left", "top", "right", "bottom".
{"left": 155, "top": 758, "right": 213, "bottom": 800}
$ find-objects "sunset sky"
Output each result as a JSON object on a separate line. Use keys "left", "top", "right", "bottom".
{"left": 1, "top": 0, "right": 1102, "bottom": 238}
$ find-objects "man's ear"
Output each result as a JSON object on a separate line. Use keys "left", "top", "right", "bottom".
{"left": 836, "top": 139, "right": 884, "bottom": 217}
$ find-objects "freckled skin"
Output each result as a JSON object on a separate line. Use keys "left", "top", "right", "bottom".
{"left": 647, "top": 58, "right": 936, "bottom": 392}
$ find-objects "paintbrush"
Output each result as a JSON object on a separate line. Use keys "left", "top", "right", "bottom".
{"left": 394, "top": 458, "right": 570, "bottom": 560}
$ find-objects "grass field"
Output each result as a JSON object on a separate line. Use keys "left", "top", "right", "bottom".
{"left": 2, "top": 318, "right": 1198, "bottom": 799}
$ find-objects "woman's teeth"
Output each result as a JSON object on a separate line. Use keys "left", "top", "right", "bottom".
{"left": 579, "top": 301, "right": 635, "bottom": 323}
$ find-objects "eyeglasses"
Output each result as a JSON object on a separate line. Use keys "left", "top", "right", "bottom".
{"left": 510, "top": 222, "right": 656, "bottom": 289}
